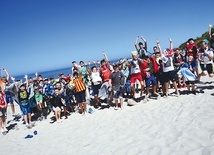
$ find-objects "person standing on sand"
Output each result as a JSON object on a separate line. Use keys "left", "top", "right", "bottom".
{"left": 197, "top": 39, "right": 214, "bottom": 82}
{"left": 140, "top": 56, "right": 160, "bottom": 100}
{"left": 73, "top": 72, "right": 87, "bottom": 115}
{"left": 90, "top": 66, "right": 102, "bottom": 108}
{"left": 109, "top": 63, "right": 125, "bottom": 110}
{"left": 156, "top": 39, "right": 179, "bottom": 97}
{"left": 0, "top": 87, "right": 8, "bottom": 134}
{"left": 0, "top": 68, "right": 16, "bottom": 116}
{"left": 126, "top": 51, "right": 145, "bottom": 99}
{"left": 16, "top": 75, "right": 33, "bottom": 128}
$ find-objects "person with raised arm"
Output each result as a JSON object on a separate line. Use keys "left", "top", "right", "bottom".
{"left": 208, "top": 24, "right": 214, "bottom": 50}
{"left": 156, "top": 39, "right": 179, "bottom": 97}
{"left": 135, "top": 36, "right": 148, "bottom": 59}
{"left": 16, "top": 75, "right": 33, "bottom": 128}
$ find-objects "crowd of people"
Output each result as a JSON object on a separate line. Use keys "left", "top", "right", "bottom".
{"left": 0, "top": 24, "right": 214, "bottom": 133}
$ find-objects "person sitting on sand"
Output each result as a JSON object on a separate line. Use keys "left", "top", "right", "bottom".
{"left": 109, "top": 63, "right": 125, "bottom": 110}
{"left": 50, "top": 88, "right": 65, "bottom": 123}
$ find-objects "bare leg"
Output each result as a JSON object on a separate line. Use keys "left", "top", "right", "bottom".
{"left": 120, "top": 98, "right": 123, "bottom": 109}
{"left": 0, "top": 117, "right": 3, "bottom": 132}
{"left": 114, "top": 99, "right": 118, "bottom": 110}
{"left": 11, "top": 104, "right": 15, "bottom": 115}
{"left": 83, "top": 102, "right": 87, "bottom": 115}
{"left": 131, "top": 83, "right": 136, "bottom": 98}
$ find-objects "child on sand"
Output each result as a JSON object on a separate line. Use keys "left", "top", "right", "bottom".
{"left": 73, "top": 72, "right": 87, "bottom": 115}
{"left": 16, "top": 75, "right": 33, "bottom": 128}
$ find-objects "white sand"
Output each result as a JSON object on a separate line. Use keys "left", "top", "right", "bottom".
{"left": 1, "top": 76, "right": 214, "bottom": 155}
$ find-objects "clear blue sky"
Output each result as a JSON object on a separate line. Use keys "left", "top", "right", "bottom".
{"left": 0, "top": 0, "right": 213, "bottom": 76}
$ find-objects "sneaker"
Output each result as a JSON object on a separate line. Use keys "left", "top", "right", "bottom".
{"left": 175, "top": 91, "right": 180, "bottom": 97}
{"left": 26, "top": 124, "right": 32, "bottom": 129}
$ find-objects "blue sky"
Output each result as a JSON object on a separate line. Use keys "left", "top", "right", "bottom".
{"left": 0, "top": 0, "right": 213, "bottom": 76}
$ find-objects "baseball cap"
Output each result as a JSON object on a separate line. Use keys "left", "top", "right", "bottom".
{"left": 203, "top": 39, "right": 209, "bottom": 44}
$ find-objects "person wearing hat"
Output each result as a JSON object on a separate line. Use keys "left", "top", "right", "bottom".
{"left": 197, "top": 39, "right": 214, "bottom": 82}
{"left": 135, "top": 36, "right": 148, "bottom": 59}
{"left": 0, "top": 86, "right": 8, "bottom": 134}
{"left": 109, "top": 63, "right": 125, "bottom": 110}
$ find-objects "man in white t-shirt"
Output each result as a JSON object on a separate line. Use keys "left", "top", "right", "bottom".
{"left": 198, "top": 39, "right": 214, "bottom": 82}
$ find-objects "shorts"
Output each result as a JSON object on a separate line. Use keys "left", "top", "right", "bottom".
{"left": 20, "top": 103, "right": 31, "bottom": 115}
{"left": 163, "top": 70, "right": 176, "bottom": 83}
{"left": 92, "top": 83, "right": 101, "bottom": 95}
{"left": 0, "top": 108, "right": 6, "bottom": 117}
{"left": 185, "top": 81, "right": 195, "bottom": 85}
{"left": 52, "top": 106, "right": 61, "bottom": 111}
{"left": 113, "top": 89, "right": 123, "bottom": 99}
{"left": 75, "top": 90, "right": 86, "bottom": 103}
{"left": 5, "top": 94, "right": 14, "bottom": 104}
{"left": 200, "top": 63, "right": 213, "bottom": 74}
{"left": 130, "top": 73, "right": 143, "bottom": 84}
{"left": 145, "top": 74, "right": 157, "bottom": 87}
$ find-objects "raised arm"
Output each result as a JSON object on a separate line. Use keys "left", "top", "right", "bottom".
{"left": 11, "top": 77, "right": 19, "bottom": 92}
{"left": 24, "top": 74, "right": 29, "bottom": 89}
{"left": 141, "top": 36, "right": 147, "bottom": 50}
{"left": 209, "top": 24, "right": 213, "bottom": 39}
{"left": 2, "top": 68, "right": 10, "bottom": 82}
{"left": 169, "top": 38, "right": 173, "bottom": 50}
{"left": 102, "top": 51, "right": 109, "bottom": 62}
{"left": 156, "top": 39, "right": 163, "bottom": 57}
{"left": 134, "top": 36, "right": 139, "bottom": 51}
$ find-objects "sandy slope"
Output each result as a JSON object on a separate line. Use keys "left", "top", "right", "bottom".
{"left": 0, "top": 76, "right": 214, "bottom": 155}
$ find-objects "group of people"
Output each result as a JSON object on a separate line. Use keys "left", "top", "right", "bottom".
{"left": 0, "top": 25, "right": 214, "bottom": 133}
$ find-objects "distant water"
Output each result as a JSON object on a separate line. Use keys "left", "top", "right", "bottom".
{"left": 14, "top": 59, "right": 122, "bottom": 81}
{"left": 14, "top": 67, "right": 72, "bottom": 81}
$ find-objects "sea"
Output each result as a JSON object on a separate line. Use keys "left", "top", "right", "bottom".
{"left": 13, "top": 59, "right": 122, "bottom": 81}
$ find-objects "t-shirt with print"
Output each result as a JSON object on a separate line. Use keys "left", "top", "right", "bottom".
{"left": 109, "top": 71, "right": 125, "bottom": 91}
{"left": 161, "top": 56, "right": 174, "bottom": 72}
